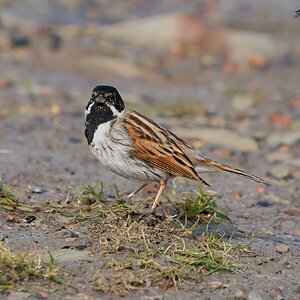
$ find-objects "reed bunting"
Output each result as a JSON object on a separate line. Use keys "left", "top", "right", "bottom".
{"left": 85, "top": 85, "right": 268, "bottom": 212}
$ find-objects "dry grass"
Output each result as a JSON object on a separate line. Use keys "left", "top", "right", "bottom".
{"left": 0, "top": 242, "right": 63, "bottom": 289}
{"left": 63, "top": 182, "right": 244, "bottom": 295}
{"left": 24, "top": 181, "right": 247, "bottom": 295}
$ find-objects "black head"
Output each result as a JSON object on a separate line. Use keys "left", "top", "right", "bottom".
{"left": 84, "top": 85, "right": 125, "bottom": 144}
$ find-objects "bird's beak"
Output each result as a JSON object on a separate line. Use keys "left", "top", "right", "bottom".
{"left": 95, "top": 94, "right": 106, "bottom": 105}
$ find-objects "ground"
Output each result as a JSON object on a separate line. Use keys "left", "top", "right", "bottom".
{"left": 0, "top": 1, "right": 300, "bottom": 299}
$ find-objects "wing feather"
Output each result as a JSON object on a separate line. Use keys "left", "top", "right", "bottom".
{"left": 123, "top": 110, "right": 202, "bottom": 181}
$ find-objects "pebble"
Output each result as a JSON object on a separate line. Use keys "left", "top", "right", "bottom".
{"left": 29, "top": 185, "right": 48, "bottom": 194}
{"left": 36, "top": 290, "right": 49, "bottom": 299}
{"left": 210, "top": 281, "right": 222, "bottom": 289}
{"left": 269, "top": 164, "right": 291, "bottom": 179}
{"left": 251, "top": 129, "right": 267, "bottom": 141}
{"left": 75, "top": 244, "right": 88, "bottom": 250}
{"left": 276, "top": 244, "right": 290, "bottom": 254}
{"left": 7, "top": 291, "right": 30, "bottom": 300}
{"left": 267, "top": 132, "right": 300, "bottom": 147}
{"left": 266, "top": 152, "right": 291, "bottom": 163}
{"left": 68, "top": 136, "right": 81, "bottom": 143}
{"left": 247, "top": 290, "right": 269, "bottom": 300}
{"left": 266, "top": 193, "right": 289, "bottom": 205}
{"left": 256, "top": 200, "right": 272, "bottom": 207}
{"left": 24, "top": 215, "right": 37, "bottom": 223}
{"left": 232, "top": 94, "right": 254, "bottom": 112}
{"left": 235, "top": 289, "right": 245, "bottom": 298}
{"left": 10, "top": 36, "right": 31, "bottom": 48}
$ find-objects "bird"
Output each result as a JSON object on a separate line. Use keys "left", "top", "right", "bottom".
{"left": 84, "top": 85, "right": 268, "bottom": 213}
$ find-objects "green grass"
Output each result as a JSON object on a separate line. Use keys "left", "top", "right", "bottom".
{"left": 0, "top": 242, "right": 63, "bottom": 289}
{"left": 73, "top": 183, "right": 230, "bottom": 223}
{"left": 91, "top": 216, "right": 240, "bottom": 294}
{"left": 43, "top": 182, "right": 244, "bottom": 295}
{"left": 0, "top": 186, "right": 32, "bottom": 212}
{"left": 177, "top": 188, "right": 231, "bottom": 222}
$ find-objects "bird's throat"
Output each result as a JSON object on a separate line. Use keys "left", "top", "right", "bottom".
{"left": 85, "top": 105, "right": 116, "bottom": 145}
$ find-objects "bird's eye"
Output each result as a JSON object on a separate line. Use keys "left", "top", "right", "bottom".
{"left": 110, "top": 94, "right": 116, "bottom": 102}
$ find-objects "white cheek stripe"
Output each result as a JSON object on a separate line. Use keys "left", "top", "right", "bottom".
{"left": 109, "top": 104, "right": 122, "bottom": 117}
{"left": 85, "top": 102, "right": 94, "bottom": 116}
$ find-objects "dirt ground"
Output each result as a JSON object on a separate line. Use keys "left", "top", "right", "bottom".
{"left": 0, "top": 1, "right": 300, "bottom": 299}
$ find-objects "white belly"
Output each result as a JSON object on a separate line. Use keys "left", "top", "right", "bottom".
{"left": 90, "top": 121, "right": 166, "bottom": 182}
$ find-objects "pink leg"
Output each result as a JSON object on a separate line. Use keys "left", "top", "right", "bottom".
{"left": 127, "top": 183, "right": 149, "bottom": 200}
{"left": 150, "top": 178, "right": 167, "bottom": 213}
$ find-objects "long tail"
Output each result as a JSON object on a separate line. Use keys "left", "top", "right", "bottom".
{"left": 196, "top": 158, "right": 270, "bottom": 186}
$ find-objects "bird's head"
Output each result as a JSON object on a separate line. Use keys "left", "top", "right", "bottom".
{"left": 84, "top": 85, "right": 125, "bottom": 144}
{"left": 85, "top": 85, "right": 125, "bottom": 119}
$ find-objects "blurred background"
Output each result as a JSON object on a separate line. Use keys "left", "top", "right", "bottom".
{"left": 1, "top": 2, "right": 300, "bottom": 298}
{"left": 0, "top": 0, "right": 300, "bottom": 191}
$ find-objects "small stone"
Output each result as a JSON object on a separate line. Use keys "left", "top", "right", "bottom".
{"left": 256, "top": 200, "right": 272, "bottom": 207}
{"left": 251, "top": 129, "right": 267, "bottom": 141}
{"left": 265, "top": 230, "right": 274, "bottom": 236}
{"left": 210, "top": 281, "right": 222, "bottom": 289}
{"left": 269, "top": 164, "right": 291, "bottom": 180}
{"left": 232, "top": 94, "right": 254, "bottom": 112}
{"left": 266, "top": 192, "right": 289, "bottom": 205}
{"left": 276, "top": 244, "right": 290, "bottom": 254}
{"left": 7, "top": 291, "right": 30, "bottom": 300}
{"left": 36, "top": 290, "right": 49, "bottom": 299}
{"left": 68, "top": 136, "right": 81, "bottom": 143}
{"left": 25, "top": 215, "right": 36, "bottom": 223}
{"left": 266, "top": 152, "right": 291, "bottom": 163}
{"left": 29, "top": 185, "right": 48, "bottom": 194}
{"left": 247, "top": 290, "right": 267, "bottom": 300}
{"left": 10, "top": 36, "right": 31, "bottom": 48}
{"left": 141, "top": 296, "right": 163, "bottom": 300}
{"left": 267, "top": 132, "right": 300, "bottom": 147}
{"left": 69, "top": 231, "right": 80, "bottom": 238}
{"left": 235, "top": 289, "right": 245, "bottom": 299}
{"left": 75, "top": 244, "right": 87, "bottom": 250}
{"left": 145, "top": 279, "right": 152, "bottom": 287}
{"left": 49, "top": 33, "right": 62, "bottom": 51}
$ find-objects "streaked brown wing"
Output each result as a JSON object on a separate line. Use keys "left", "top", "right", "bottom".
{"left": 123, "top": 110, "right": 201, "bottom": 181}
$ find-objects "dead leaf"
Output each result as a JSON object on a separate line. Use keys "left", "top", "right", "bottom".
{"left": 214, "top": 150, "right": 231, "bottom": 159}
{"left": 223, "top": 61, "right": 239, "bottom": 75}
{"left": 5, "top": 214, "right": 15, "bottom": 221}
{"left": 247, "top": 54, "right": 268, "bottom": 69}
{"left": 282, "top": 208, "right": 300, "bottom": 216}
{"left": 256, "top": 186, "right": 266, "bottom": 194}
{"left": 36, "top": 291, "right": 49, "bottom": 299}
{"left": 291, "top": 98, "right": 300, "bottom": 108}
{"left": 269, "top": 113, "right": 291, "bottom": 128}
{"left": 156, "top": 281, "right": 174, "bottom": 290}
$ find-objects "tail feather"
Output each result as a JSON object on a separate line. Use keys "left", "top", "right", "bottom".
{"left": 196, "top": 158, "right": 269, "bottom": 186}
